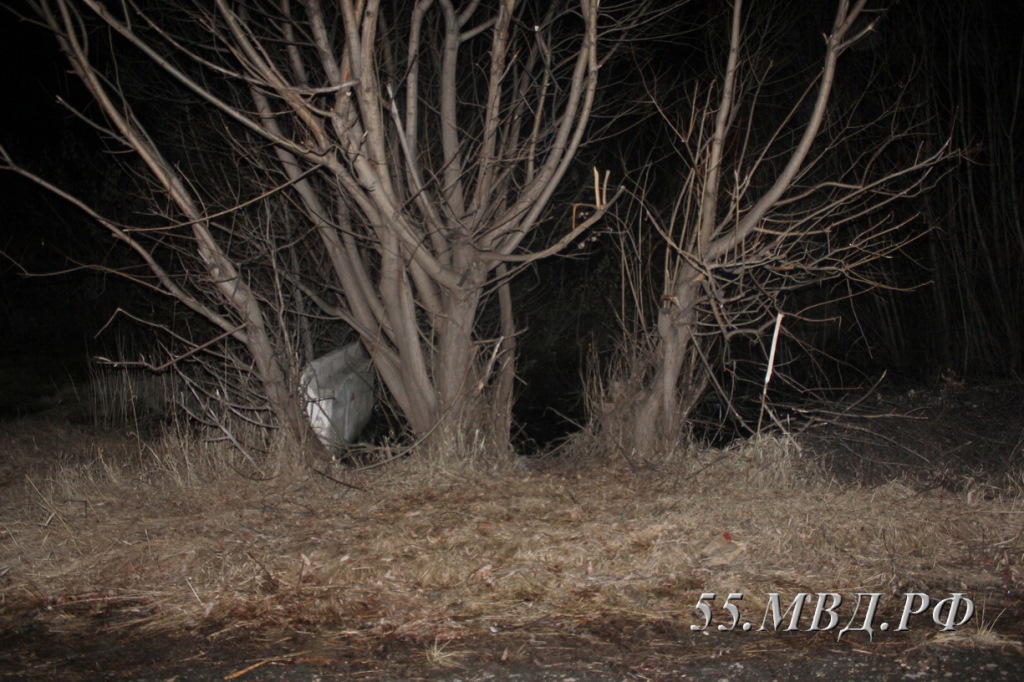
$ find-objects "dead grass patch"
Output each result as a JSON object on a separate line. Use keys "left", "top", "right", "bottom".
{"left": 2, "top": 417, "right": 1023, "bottom": 657}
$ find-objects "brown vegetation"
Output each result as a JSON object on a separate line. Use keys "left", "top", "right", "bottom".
{"left": 2, "top": 381, "right": 1023, "bottom": 676}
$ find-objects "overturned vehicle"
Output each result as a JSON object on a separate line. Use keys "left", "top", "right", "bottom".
{"left": 300, "top": 341, "right": 375, "bottom": 450}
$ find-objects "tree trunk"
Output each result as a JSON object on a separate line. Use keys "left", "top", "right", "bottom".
{"left": 633, "top": 274, "right": 701, "bottom": 450}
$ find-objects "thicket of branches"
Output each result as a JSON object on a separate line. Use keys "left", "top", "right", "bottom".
{"left": 2, "top": 0, "right": 666, "bottom": 463}
{"left": 592, "top": 0, "right": 953, "bottom": 449}
{"left": 2, "top": 0, "right": 994, "bottom": 463}
{"left": 863, "top": 1, "right": 1024, "bottom": 377}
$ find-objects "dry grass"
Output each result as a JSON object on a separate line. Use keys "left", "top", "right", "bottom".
{"left": 2, "top": 416, "right": 1023, "bottom": 658}
{"left": 83, "top": 363, "right": 179, "bottom": 432}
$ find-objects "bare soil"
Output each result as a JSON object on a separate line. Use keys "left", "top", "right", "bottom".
{"left": 2, "top": 379, "right": 1023, "bottom": 680}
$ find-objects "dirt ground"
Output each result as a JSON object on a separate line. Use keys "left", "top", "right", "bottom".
{"left": 2, "top": 379, "right": 1023, "bottom": 680}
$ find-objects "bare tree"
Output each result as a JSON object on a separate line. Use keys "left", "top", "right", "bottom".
{"left": 608, "top": 0, "right": 953, "bottom": 450}
{"left": 2, "top": 0, "right": 646, "bottom": 460}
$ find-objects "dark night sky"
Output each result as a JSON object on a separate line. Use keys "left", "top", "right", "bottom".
{"left": 1, "top": 10, "right": 61, "bottom": 136}
{"left": 0, "top": 9, "right": 116, "bottom": 351}
{"left": 1, "top": 12, "right": 60, "bottom": 341}
{"left": 1, "top": 1, "right": 1021, "bottom": 379}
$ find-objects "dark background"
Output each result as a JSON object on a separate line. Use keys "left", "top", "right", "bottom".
{"left": 0, "top": 9, "right": 126, "bottom": 353}
{"left": 1, "top": 1, "right": 1021, "bottom": 441}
